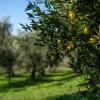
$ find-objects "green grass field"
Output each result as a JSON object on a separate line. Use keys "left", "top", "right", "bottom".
{"left": 0, "top": 69, "right": 87, "bottom": 100}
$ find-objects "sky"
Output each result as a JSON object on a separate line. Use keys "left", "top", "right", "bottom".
{"left": 0, "top": 0, "right": 31, "bottom": 35}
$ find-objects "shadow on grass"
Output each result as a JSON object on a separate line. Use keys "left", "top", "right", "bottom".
{"left": 0, "top": 71, "right": 77, "bottom": 93}
{"left": 46, "top": 92, "right": 88, "bottom": 100}
{"left": 42, "top": 74, "right": 77, "bottom": 88}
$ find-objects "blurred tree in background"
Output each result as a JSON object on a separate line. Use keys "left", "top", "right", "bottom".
{"left": 16, "top": 31, "right": 47, "bottom": 78}
{"left": 0, "top": 16, "right": 16, "bottom": 84}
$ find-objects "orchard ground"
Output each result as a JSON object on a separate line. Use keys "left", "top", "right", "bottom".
{"left": 0, "top": 68, "right": 89, "bottom": 100}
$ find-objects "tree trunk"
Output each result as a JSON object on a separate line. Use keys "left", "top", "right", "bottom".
{"left": 31, "top": 66, "right": 36, "bottom": 79}
{"left": 40, "top": 67, "right": 45, "bottom": 76}
{"left": 10, "top": 68, "right": 15, "bottom": 76}
{"left": 7, "top": 67, "right": 11, "bottom": 86}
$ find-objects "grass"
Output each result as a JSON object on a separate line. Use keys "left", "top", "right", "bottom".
{"left": 0, "top": 68, "right": 88, "bottom": 100}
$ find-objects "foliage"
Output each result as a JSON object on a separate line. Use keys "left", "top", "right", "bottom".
{"left": 23, "top": 0, "right": 100, "bottom": 99}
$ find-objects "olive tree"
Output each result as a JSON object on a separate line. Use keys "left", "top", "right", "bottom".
{"left": 17, "top": 31, "right": 47, "bottom": 78}
{"left": 22, "top": 0, "right": 100, "bottom": 99}
{"left": 0, "top": 17, "right": 16, "bottom": 84}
